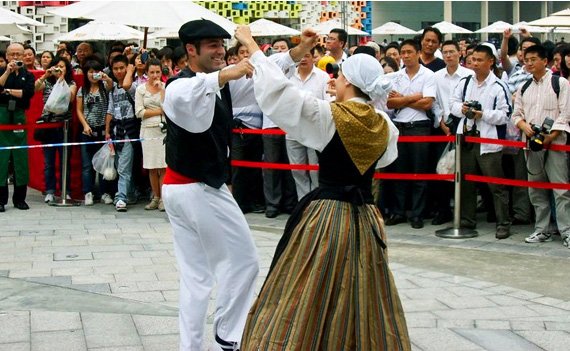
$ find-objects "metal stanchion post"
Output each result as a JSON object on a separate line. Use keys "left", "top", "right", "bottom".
{"left": 50, "top": 119, "right": 79, "bottom": 207}
{"left": 436, "top": 133, "right": 478, "bottom": 238}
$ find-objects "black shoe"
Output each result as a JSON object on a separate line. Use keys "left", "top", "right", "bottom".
{"left": 511, "top": 217, "right": 531, "bottom": 225}
{"left": 0, "top": 204, "right": 4, "bottom": 212}
{"left": 460, "top": 220, "right": 476, "bottom": 230}
{"left": 385, "top": 214, "right": 406, "bottom": 226}
{"left": 14, "top": 202, "right": 29, "bottom": 210}
{"left": 265, "top": 209, "right": 280, "bottom": 218}
{"left": 410, "top": 217, "right": 424, "bottom": 229}
{"left": 496, "top": 226, "right": 511, "bottom": 239}
{"left": 251, "top": 204, "right": 266, "bottom": 214}
{"left": 431, "top": 212, "right": 453, "bottom": 225}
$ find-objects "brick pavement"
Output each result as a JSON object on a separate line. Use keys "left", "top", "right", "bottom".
{"left": 0, "top": 189, "right": 567, "bottom": 350}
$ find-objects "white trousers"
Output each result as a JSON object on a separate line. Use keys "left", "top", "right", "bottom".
{"left": 162, "top": 182, "right": 259, "bottom": 351}
{"left": 285, "top": 139, "right": 319, "bottom": 200}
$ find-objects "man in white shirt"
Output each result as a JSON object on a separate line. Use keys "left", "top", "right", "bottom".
{"left": 325, "top": 28, "right": 348, "bottom": 64}
{"left": 449, "top": 44, "right": 512, "bottom": 239}
{"left": 287, "top": 48, "right": 330, "bottom": 199}
{"left": 386, "top": 39, "right": 436, "bottom": 229}
{"left": 431, "top": 40, "right": 474, "bottom": 225}
{"left": 511, "top": 44, "right": 570, "bottom": 246}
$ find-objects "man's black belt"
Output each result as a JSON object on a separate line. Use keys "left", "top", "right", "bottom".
{"left": 393, "top": 120, "right": 431, "bottom": 129}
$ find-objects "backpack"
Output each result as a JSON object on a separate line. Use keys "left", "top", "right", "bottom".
{"left": 519, "top": 75, "right": 560, "bottom": 99}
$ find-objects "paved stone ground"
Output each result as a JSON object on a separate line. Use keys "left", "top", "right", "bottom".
{"left": 0, "top": 188, "right": 568, "bottom": 350}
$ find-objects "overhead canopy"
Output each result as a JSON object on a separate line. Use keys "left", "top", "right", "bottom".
{"left": 475, "top": 20, "right": 512, "bottom": 33}
{"left": 249, "top": 19, "right": 300, "bottom": 37}
{"left": 56, "top": 21, "right": 145, "bottom": 42}
{"left": 0, "top": 6, "right": 44, "bottom": 35}
{"left": 512, "top": 21, "right": 551, "bottom": 33}
{"left": 551, "top": 8, "right": 570, "bottom": 16}
{"left": 371, "top": 22, "right": 416, "bottom": 35}
{"left": 312, "top": 19, "right": 369, "bottom": 36}
{"left": 49, "top": 0, "right": 237, "bottom": 34}
{"left": 0, "top": 35, "right": 11, "bottom": 42}
{"left": 420, "top": 21, "right": 472, "bottom": 34}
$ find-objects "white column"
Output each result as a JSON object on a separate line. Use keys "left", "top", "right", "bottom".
{"left": 513, "top": 1, "right": 520, "bottom": 24}
{"left": 481, "top": 1, "right": 489, "bottom": 42}
{"left": 444, "top": 1, "right": 452, "bottom": 40}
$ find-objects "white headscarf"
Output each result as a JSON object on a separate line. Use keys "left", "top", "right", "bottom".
{"left": 341, "top": 53, "right": 392, "bottom": 101}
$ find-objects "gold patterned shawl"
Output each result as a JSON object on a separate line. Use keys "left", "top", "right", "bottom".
{"left": 330, "top": 101, "right": 389, "bottom": 175}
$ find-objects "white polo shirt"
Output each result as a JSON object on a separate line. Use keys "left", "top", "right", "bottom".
{"left": 390, "top": 65, "right": 436, "bottom": 123}
{"left": 434, "top": 65, "right": 474, "bottom": 123}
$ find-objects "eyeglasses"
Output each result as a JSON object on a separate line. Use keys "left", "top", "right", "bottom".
{"left": 442, "top": 51, "right": 457, "bottom": 56}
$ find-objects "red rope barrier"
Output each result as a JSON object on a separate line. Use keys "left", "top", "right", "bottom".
{"left": 465, "top": 136, "right": 570, "bottom": 152}
{"left": 465, "top": 174, "right": 570, "bottom": 190}
{"left": 0, "top": 122, "right": 64, "bottom": 131}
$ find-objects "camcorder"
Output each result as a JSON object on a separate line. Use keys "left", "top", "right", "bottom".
{"left": 464, "top": 100, "right": 482, "bottom": 119}
{"left": 92, "top": 72, "right": 103, "bottom": 81}
{"left": 528, "top": 117, "right": 554, "bottom": 152}
{"left": 325, "top": 62, "right": 340, "bottom": 79}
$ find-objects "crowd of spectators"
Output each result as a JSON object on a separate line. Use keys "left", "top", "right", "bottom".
{"left": 0, "top": 26, "right": 568, "bottom": 246}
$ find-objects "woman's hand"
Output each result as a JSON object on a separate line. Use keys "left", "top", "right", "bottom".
{"left": 82, "top": 124, "right": 92, "bottom": 136}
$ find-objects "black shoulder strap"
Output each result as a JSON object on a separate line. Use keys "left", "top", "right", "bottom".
{"left": 552, "top": 75, "right": 560, "bottom": 99}
{"left": 520, "top": 78, "right": 533, "bottom": 97}
{"left": 493, "top": 80, "right": 512, "bottom": 117}
{"left": 461, "top": 75, "right": 472, "bottom": 102}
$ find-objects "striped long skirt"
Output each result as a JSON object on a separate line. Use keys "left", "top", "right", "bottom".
{"left": 241, "top": 199, "right": 411, "bottom": 351}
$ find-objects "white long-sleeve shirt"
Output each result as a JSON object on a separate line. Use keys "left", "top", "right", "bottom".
{"left": 249, "top": 51, "right": 398, "bottom": 169}
{"left": 449, "top": 72, "right": 512, "bottom": 155}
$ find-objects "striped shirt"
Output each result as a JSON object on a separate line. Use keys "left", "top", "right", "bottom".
{"left": 511, "top": 71, "right": 570, "bottom": 145}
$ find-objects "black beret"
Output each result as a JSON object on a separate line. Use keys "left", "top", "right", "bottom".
{"left": 178, "top": 19, "right": 231, "bottom": 43}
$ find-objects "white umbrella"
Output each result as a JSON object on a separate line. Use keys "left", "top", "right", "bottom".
{"left": 551, "top": 8, "right": 570, "bottom": 16}
{"left": 512, "top": 21, "right": 551, "bottom": 34}
{"left": 528, "top": 15, "right": 570, "bottom": 28}
{"left": 56, "top": 21, "right": 145, "bottom": 42}
{"left": 422, "top": 21, "right": 472, "bottom": 34}
{"left": 49, "top": 1, "right": 236, "bottom": 35}
{"left": 0, "top": 6, "right": 45, "bottom": 35}
{"left": 0, "top": 35, "right": 11, "bottom": 42}
{"left": 312, "top": 19, "right": 368, "bottom": 36}
{"left": 475, "top": 21, "right": 512, "bottom": 34}
{"left": 372, "top": 22, "right": 417, "bottom": 35}
{"left": 148, "top": 28, "right": 179, "bottom": 40}
{"left": 249, "top": 19, "right": 300, "bottom": 37}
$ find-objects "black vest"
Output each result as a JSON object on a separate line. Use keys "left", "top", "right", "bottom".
{"left": 164, "top": 68, "right": 233, "bottom": 188}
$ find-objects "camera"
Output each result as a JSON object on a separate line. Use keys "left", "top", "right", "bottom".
{"left": 325, "top": 62, "right": 340, "bottom": 79}
{"left": 141, "top": 51, "right": 149, "bottom": 64}
{"left": 131, "top": 46, "right": 139, "bottom": 54}
{"left": 161, "top": 66, "right": 170, "bottom": 76}
{"left": 528, "top": 117, "right": 554, "bottom": 151}
{"left": 92, "top": 72, "right": 103, "bottom": 81}
{"left": 464, "top": 100, "right": 482, "bottom": 119}
{"left": 15, "top": 61, "right": 23, "bottom": 67}
{"left": 159, "top": 121, "right": 167, "bottom": 134}
{"left": 52, "top": 67, "right": 62, "bottom": 74}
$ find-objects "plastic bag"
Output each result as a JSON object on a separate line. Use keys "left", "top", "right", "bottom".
{"left": 436, "top": 142, "right": 455, "bottom": 180}
{"left": 92, "top": 144, "right": 117, "bottom": 181}
{"left": 503, "top": 120, "right": 522, "bottom": 155}
{"left": 44, "top": 80, "right": 71, "bottom": 115}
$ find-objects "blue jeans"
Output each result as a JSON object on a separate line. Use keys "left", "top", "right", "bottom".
{"left": 115, "top": 141, "right": 134, "bottom": 202}
{"left": 80, "top": 133, "right": 114, "bottom": 195}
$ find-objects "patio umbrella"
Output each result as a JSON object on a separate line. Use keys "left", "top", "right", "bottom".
{"left": 148, "top": 28, "right": 179, "bottom": 40}
{"left": 249, "top": 19, "right": 300, "bottom": 37}
{"left": 372, "top": 22, "right": 417, "bottom": 35}
{"left": 49, "top": 1, "right": 237, "bottom": 46}
{"left": 0, "top": 6, "right": 45, "bottom": 35}
{"left": 512, "top": 21, "right": 551, "bottom": 34}
{"left": 55, "top": 21, "right": 145, "bottom": 42}
{"left": 312, "top": 19, "right": 368, "bottom": 36}
{"left": 475, "top": 21, "right": 512, "bottom": 34}
{"left": 528, "top": 8, "right": 570, "bottom": 27}
{"left": 0, "top": 35, "right": 11, "bottom": 41}
{"left": 422, "top": 21, "right": 472, "bottom": 34}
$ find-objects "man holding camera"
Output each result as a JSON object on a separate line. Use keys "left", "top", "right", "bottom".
{"left": 511, "top": 45, "right": 570, "bottom": 246}
{"left": 450, "top": 44, "right": 512, "bottom": 239}
{"left": 0, "top": 43, "right": 35, "bottom": 212}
